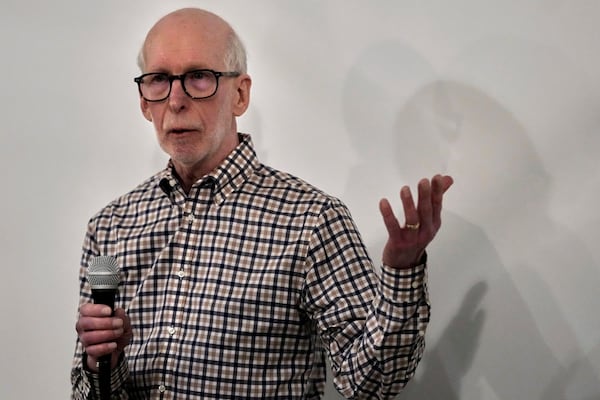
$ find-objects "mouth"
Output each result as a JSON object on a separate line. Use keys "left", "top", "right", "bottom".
{"left": 168, "top": 128, "right": 195, "bottom": 135}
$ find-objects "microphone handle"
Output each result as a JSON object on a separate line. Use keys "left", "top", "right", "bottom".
{"left": 92, "top": 289, "right": 116, "bottom": 311}
{"left": 92, "top": 288, "right": 116, "bottom": 400}
{"left": 98, "top": 356, "right": 112, "bottom": 400}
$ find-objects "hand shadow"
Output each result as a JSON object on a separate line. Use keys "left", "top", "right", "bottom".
{"left": 401, "top": 281, "right": 487, "bottom": 399}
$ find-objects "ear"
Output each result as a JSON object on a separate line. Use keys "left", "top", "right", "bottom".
{"left": 232, "top": 75, "right": 252, "bottom": 117}
{"left": 140, "top": 97, "right": 153, "bottom": 122}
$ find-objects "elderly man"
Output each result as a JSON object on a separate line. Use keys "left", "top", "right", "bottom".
{"left": 72, "top": 7, "right": 452, "bottom": 399}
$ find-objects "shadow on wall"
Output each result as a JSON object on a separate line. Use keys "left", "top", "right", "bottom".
{"left": 334, "top": 38, "right": 600, "bottom": 399}
{"left": 403, "top": 279, "right": 487, "bottom": 400}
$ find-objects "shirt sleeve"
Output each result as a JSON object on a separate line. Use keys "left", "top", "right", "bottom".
{"left": 71, "top": 352, "right": 130, "bottom": 400}
{"left": 71, "top": 216, "right": 131, "bottom": 400}
{"left": 301, "top": 199, "right": 430, "bottom": 400}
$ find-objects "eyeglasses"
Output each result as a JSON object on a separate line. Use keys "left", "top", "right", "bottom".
{"left": 134, "top": 69, "right": 240, "bottom": 102}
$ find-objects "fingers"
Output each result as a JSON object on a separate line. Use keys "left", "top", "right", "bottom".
{"left": 114, "top": 308, "right": 133, "bottom": 349}
{"left": 84, "top": 341, "right": 119, "bottom": 360}
{"left": 379, "top": 175, "right": 452, "bottom": 268}
{"left": 114, "top": 308, "right": 131, "bottom": 334}
{"left": 431, "top": 174, "right": 453, "bottom": 228}
{"left": 396, "top": 174, "right": 453, "bottom": 234}
{"left": 79, "top": 303, "right": 113, "bottom": 318}
{"left": 431, "top": 174, "right": 453, "bottom": 198}
{"left": 416, "top": 179, "right": 433, "bottom": 232}
{"left": 76, "top": 304, "right": 126, "bottom": 358}
{"left": 400, "top": 186, "right": 419, "bottom": 230}
{"left": 77, "top": 304, "right": 121, "bottom": 332}
{"left": 379, "top": 198, "right": 402, "bottom": 238}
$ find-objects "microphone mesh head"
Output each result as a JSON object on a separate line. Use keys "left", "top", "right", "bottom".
{"left": 88, "top": 256, "right": 120, "bottom": 290}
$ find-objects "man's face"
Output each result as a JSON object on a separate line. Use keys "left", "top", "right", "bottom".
{"left": 140, "top": 14, "right": 250, "bottom": 177}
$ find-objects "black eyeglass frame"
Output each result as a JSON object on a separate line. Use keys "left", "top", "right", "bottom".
{"left": 133, "top": 69, "right": 241, "bottom": 102}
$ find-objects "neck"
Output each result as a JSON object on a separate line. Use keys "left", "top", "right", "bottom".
{"left": 173, "top": 167, "right": 202, "bottom": 194}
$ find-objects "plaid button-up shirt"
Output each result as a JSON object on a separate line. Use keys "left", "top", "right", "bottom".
{"left": 71, "top": 134, "right": 429, "bottom": 399}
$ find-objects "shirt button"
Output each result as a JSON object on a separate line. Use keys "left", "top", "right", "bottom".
{"left": 177, "top": 270, "right": 185, "bottom": 279}
{"left": 411, "top": 280, "right": 421, "bottom": 289}
{"left": 167, "top": 326, "right": 176, "bottom": 336}
{"left": 186, "top": 214, "right": 195, "bottom": 224}
{"left": 158, "top": 384, "right": 166, "bottom": 393}
{"left": 419, "top": 330, "right": 426, "bottom": 337}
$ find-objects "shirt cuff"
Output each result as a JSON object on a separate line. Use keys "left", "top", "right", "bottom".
{"left": 379, "top": 254, "right": 428, "bottom": 305}
{"left": 83, "top": 352, "right": 129, "bottom": 397}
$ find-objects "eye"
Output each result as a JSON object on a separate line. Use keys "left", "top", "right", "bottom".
{"left": 147, "top": 73, "right": 168, "bottom": 84}
{"left": 187, "top": 70, "right": 211, "bottom": 81}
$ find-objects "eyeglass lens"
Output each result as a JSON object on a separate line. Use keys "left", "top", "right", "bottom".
{"left": 139, "top": 70, "right": 219, "bottom": 101}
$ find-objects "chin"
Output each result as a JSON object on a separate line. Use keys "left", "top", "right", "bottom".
{"left": 171, "top": 153, "right": 204, "bottom": 166}
{"left": 162, "top": 142, "right": 201, "bottom": 162}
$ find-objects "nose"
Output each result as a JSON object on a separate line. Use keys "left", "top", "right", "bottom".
{"left": 167, "top": 77, "right": 188, "bottom": 111}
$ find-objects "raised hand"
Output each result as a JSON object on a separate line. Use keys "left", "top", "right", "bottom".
{"left": 378, "top": 174, "right": 453, "bottom": 269}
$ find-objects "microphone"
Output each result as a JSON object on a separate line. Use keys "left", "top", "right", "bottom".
{"left": 87, "top": 256, "right": 120, "bottom": 400}
{"left": 88, "top": 255, "right": 120, "bottom": 309}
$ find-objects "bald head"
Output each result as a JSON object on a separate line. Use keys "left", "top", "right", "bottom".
{"left": 138, "top": 8, "right": 247, "bottom": 74}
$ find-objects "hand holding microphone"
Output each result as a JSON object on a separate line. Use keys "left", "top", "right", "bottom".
{"left": 76, "top": 256, "right": 132, "bottom": 372}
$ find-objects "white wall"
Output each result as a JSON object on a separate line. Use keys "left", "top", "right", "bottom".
{"left": 1, "top": 1, "right": 599, "bottom": 398}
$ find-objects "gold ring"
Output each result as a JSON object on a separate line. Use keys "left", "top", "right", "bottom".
{"left": 405, "top": 222, "right": 420, "bottom": 230}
